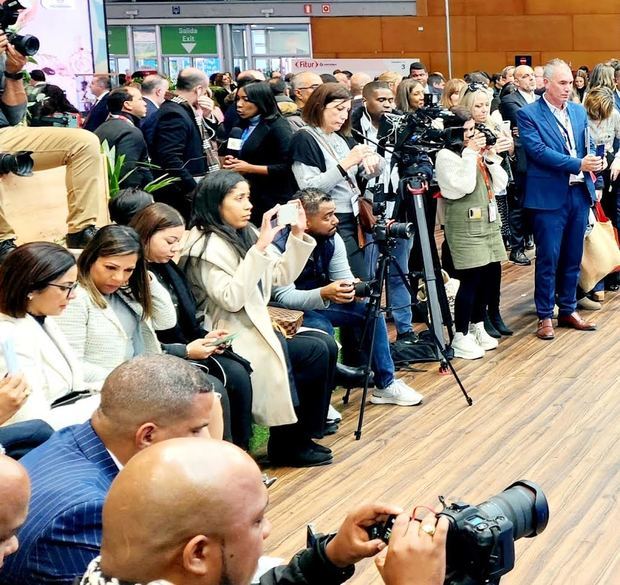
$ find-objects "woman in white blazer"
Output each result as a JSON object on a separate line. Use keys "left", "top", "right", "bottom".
{"left": 182, "top": 170, "right": 337, "bottom": 467}
{"left": 55, "top": 225, "right": 177, "bottom": 387}
{"left": 0, "top": 242, "right": 98, "bottom": 430}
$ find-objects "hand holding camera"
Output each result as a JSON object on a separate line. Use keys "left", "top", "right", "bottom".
{"left": 466, "top": 130, "right": 487, "bottom": 153}
{"left": 320, "top": 280, "right": 356, "bottom": 304}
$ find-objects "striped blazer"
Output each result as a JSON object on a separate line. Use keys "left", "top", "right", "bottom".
{"left": 0, "top": 422, "right": 119, "bottom": 585}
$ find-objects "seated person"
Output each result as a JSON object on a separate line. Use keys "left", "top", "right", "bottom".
{"left": 0, "top": 355, "right": 222, "bottom": 585}
{"left": 272, "top": 189, "right": 423, "bottom": 407}
{"left": 181, "top": 170, "right": 338, "bottom": 468}
{"left": 0, "top": 453, "right": 30, "bottom": 573}
{"left": 108, "top": 187, "right": 154, "bottom": 226}
{"left": 54, "top": 225, "right": 177, "bottom": 388}
{"left": 131, "top": 202, "right": 254, "bottom": 450}
{"left": 0, "top": 243, "right": 99, "bottom": 429}
{"left": 77, "top": 438, "right": 447, "bottom": 585}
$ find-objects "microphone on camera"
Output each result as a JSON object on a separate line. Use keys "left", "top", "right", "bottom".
{"left": 227, "top": 127, "right": 244, "bottom": 157}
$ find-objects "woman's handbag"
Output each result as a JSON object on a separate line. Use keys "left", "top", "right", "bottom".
{"left": 358, "top": 196, "right": 377, "bottom": 233}
{"left": 267, "top": 306, "right": 304, "bottom": 338}
{"left": 579, "top": 204, "right": 620, "bottom": 291}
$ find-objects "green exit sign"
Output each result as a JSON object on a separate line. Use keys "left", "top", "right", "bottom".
{"left": 161, "top": 25, "right": 217, "bottom": 55}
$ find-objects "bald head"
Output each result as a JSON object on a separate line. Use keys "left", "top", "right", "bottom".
{"left": 238, "top": 69, "right": 266, "bottom": 84}
{"left": 0, "top": 455, "right": 30, "bottom": 569}
{"left": 513, "top": 65, "right": 535, "bottom": 93}
{"left": 350, "top": 72, "right": 372, "bottom": 97}
{"left": 101, "top": 439, "right": 268, "bottom": 584}
{"left": 176, "top": 68, "right": 209, "bottom": 91}
{"left": 291, "top": 71, "right": 323, "bottom": 108}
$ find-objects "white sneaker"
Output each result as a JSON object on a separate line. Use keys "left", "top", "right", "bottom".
{"left": 451, "top": 332, "right": 485, "bottom": 360}
{"left": 469, "top": 322, "right": 498, "bottom": 350}
{"left": 326, "top": 404, "right": 342, "bottom": 423}
{"left": 370, "top": 379, "right": 423, "bottom": 406}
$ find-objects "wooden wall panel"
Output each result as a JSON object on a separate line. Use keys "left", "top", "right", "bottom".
{"left": 428, "top": 0, "right": 526, "bottom": 17}
{"left": 310, "top": 17, "right": 382, "bottom": 53}
{"left": 573, "top": 15, "right": 620, "bottom": 52}
{"left": 539, "top": 52, "right": 620, "bottom": 68}
{"left": 476, "top": 16, "right": 573, "bottom": 52}
{"left": 380, "top": 16, "right": 476, "bottom": 53}
{"left": 430, "top": 52, "right": 508, "bottom": 78}
{"left": 524, "top": 0, "right": 620, "bottom": 15}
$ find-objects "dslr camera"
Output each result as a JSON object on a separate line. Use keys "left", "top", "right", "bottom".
{"left": 367, "top": 480, "right": 549, "bottom": 585}
{"left": 0, "top": 0, "right": 39, "bottom": 56}
{"left": 474, "top": 123, "right": 497, "bottom": 147}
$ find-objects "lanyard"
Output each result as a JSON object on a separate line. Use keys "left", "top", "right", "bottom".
{"left": 476, "top": 157, "right": 494, "bottom": 201}
{"left": 552, "top": 110, "right": 574, "bottom": 151}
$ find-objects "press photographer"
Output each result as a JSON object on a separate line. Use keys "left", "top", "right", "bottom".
{"left": 272, "top": 188, "right": 423, "bottom": 407}
{"left": 0, "top": 25, "right": 105, "bottom": 262}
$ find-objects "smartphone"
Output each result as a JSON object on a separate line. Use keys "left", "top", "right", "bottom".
{"left": 1, "top": 335, "right": 20, "bottom": 375}
{"left": 595, "top": 144, "right": 606, "bottom": 159}
{"left": 277, "top": 202, "right": 298, "bottom": 226}
{"left": 501, "top": 120, "right": 511, "bottom": 133}
{"left": 205, "top": 332, "right": 239, "bottom": 347}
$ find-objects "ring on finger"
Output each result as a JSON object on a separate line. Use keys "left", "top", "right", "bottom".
{"left": 421, "top": 524, "right": 436, "bottom": 536}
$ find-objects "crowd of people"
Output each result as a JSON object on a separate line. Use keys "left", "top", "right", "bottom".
{"left": 1, "top": 24, "right": 620, "bottom": 584}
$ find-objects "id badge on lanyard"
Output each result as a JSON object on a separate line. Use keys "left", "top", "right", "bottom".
{"left": 488, "top": 200, "right": 497, "bottom": 222}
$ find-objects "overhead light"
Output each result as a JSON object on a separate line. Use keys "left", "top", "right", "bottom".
{"left": 125, "top": 9, "right": 139, "bottom": 16}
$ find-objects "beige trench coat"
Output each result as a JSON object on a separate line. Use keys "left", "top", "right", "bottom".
{"left": 182, "top": 228, "right": 316, "bottom": 427}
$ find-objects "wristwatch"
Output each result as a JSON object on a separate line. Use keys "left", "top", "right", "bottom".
{"left": 3, "top": 70, "right": 24, "bottom": 80}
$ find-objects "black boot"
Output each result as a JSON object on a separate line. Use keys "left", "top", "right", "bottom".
{"left": 66, "top": 225, "right": 97, "bottom": 249}
{"left": 335, "top": 363, "right": 374, "bottom": 389}
{"left": 0, "top": 239, "right": 17, "bottom": 264}
{"left": 488, "top": 311, "right": 513, "bottom": 336}
{"left": 483, "top": 311, "right": 501, "bottom": 338}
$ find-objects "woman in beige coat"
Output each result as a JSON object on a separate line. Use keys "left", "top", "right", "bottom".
{"left": 182, "top": 170, "right": 337, "bottom": 467}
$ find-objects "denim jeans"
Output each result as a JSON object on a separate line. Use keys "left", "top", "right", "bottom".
{"left": 303, "top": 301, "right": 395, "bottom": 389}
{"left": 365, "top": 233, "right": 414, "bottom": 335}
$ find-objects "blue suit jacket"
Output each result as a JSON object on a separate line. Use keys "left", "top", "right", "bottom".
{"left": 141, "top": 96, "right": 159, "bottom": 145}
{"left": 0, "top": 422, "right": 119, "bottom": 585}
{"left": 517, "top": 97, "right": 596, "bottom": 210}
{"left": 83, "top": 94, "right": 110, "bottom": 133}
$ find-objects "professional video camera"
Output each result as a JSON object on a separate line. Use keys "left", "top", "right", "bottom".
{"left": 0, "top": 0, "right": 39, "bottom": 56}
{"left": 367, "top": 480, "right": 549, "bottom": 585}
{"left": 0, "top": 150, "right": 33, "bottom": 176}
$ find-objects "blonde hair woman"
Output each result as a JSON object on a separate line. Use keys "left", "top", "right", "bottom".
{"left": 440, "top": 78, "right": 466, "bottom": 109}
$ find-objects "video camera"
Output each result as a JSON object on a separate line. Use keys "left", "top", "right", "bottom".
{"left": 0, "top": 150, "right": 33, "bottom": 176}
{"left": 367, "top": 480, "right": 549, "bottom": 585}
{"left": 0, "top": 0, "right": 39, "bottom": 57}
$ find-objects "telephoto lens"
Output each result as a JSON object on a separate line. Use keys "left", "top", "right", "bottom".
{"left": 0, "top": 151, "right": 34, "bottom": 177}
{"left": 7, "top": 31, "right": 39, "bottom": 56}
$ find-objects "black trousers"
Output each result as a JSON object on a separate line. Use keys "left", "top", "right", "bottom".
{"left": 270, "top": 330, "right": 337, "bottom": 448}
{"left": 453, "top": 262, "right": 502, "bottom": 334}
{"left": 336, "top": 212, "right": 369, "bottom": 280}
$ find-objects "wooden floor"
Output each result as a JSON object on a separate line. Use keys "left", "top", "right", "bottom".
{"left": 262, "top": 259, "right": 620, "bottom": 585}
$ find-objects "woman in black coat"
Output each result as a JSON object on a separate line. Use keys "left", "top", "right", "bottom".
{"left": 222, "top": 81, "right": 297, "bottom": 224}
{"left": 131, "top": 202, "right": 254, "bottom": 450}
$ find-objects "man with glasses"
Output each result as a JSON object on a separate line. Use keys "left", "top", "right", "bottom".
{"left": 500, "top": 65, "right": 539, "bottom": 266}
{"left": 517, "top": 59, "right": 602, "bottom": 340}
{"left": 95, "top": 87, "right": 152, "bottom": 189}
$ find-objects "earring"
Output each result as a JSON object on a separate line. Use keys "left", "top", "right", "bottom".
{"left": 27, "top": 293, "right": 33, "bottom": 300}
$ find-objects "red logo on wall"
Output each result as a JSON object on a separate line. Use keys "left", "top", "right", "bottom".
{"left": 321, "top": 4, "right": 331, "bottom": 14}
{"left": 304, "top": 4, "right": 312, "bottom": 14}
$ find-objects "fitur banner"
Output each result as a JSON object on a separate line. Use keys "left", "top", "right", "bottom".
{"left": 289, "top": 58, "right": 419, "bottom": 78}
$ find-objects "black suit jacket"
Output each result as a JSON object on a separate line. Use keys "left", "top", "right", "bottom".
{"left": 83, "top": 93, "right": 109, "bottom": 132}
{"left": 140, "top": 97, "right": 159, "bottom": 144}
{"left": 95, "top": 115, "right": 153, "bottom": 188}
{"left": 500, "top": 91, "right": 535, "bottom": 173}
{"left": 237, "top": 115, "right": 297, "bottom": 221}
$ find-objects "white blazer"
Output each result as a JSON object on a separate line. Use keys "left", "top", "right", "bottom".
{"left": 0, "top": 313, "right": 86, "bottom": 426}
{"left": 54, "top": 274, "right": 177, "bottom": 387}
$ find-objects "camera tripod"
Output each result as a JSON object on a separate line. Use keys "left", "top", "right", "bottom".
{"left": 350, "top": 176, "right": 472, "bottom": 440}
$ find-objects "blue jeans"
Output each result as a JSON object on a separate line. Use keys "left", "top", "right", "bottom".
{"left": 365, "top": 234, "right": 414, "bottom": 335}
{"left": 303, "top": 301, "right": 395, "bottom": 389}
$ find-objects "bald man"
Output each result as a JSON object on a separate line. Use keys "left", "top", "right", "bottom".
{"left": 0, "top": 355, "right": 220, "bottom": 585}
{"left": 0, "top": 455, "right": 29, "bottom": 572}
{"left": 77, "top": 438, "right": 447, "bottom": 585}
{"left": 350, "top": 72, "right": 372, "bottom": 112}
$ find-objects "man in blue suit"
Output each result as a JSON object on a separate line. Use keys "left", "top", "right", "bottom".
{"left": 83, "top": 74, "right": 111, "bottom": 133}
{"left": 517, "top": 59, "right": 603, "bottom": 340}
{"left": 0, "top": 355, "right": 218, "bottom": 585}
{"left": 139, "top": 73, "right": 168, "bottom": 145}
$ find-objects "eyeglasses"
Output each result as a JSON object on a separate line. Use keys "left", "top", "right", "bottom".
{"left": 47, "top": 282, "right": 78, "bottom": 298}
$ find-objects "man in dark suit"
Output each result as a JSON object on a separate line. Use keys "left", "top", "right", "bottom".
{"left": 500, "top": 64, "right": 539, "bottom": 266}
{"left": 0, "top": 454, "right": 30, "bottom": 572}
{"left": 139, "top": 73, "right": 168, "bottom": 145}
{"left": 517, "top": 59, "right": 603, "bottom": 341}
{"left": 0, "top": 355, "right": 219, "bottom": 585}
{"left": 613, "top": 66, "right": 620, "bottom": 113}
{"left": 83, "top": 74, "right": 111, "bottom": 132}
{"left": 95, "top": 86, "right": 152, "bottom": 188}
{"left": 148, "top": 67, "right": 219, "bottom": 220}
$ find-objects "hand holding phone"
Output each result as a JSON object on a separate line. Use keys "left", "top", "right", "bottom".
{"left": 205, "top": 332, "right": 238, "bottom": 347}
{"left": 277, "top": 202, "right": 299, "bottom": 226}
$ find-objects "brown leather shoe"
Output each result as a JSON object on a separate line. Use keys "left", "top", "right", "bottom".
{"left": 536, "top": 318, "right": 555, "bottom": 340}
{"left": 557, "top": 312, "right": 596, "bottom": 331}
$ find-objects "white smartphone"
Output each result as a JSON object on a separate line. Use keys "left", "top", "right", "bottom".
{"left": 1, "top": 335, "right": 20, "bottom": 375}
{"left": 501, "top": 120, "right": 511, "bottom": 133}
{"left": 277, "top": 202, "right": 299, "bottom": 226}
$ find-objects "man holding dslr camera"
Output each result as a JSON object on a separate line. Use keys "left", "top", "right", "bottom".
{"left": 272, "top": 188, "right": 423, "bottom": 407}
{"left": 0, "top": 31, "right": 104, "bottom": 261}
